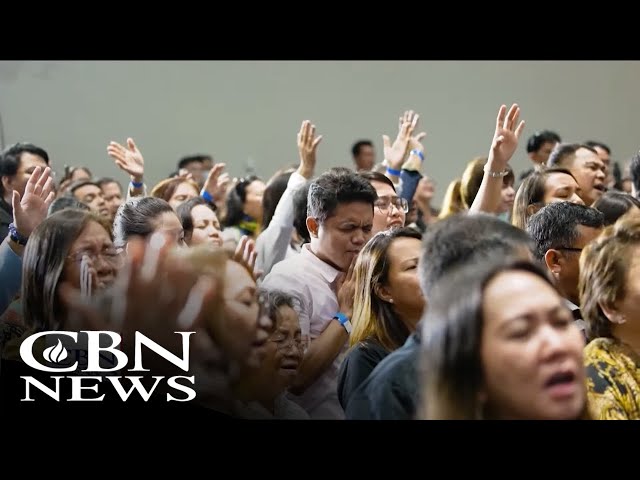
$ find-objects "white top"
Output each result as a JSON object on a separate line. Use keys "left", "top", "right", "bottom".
{"left": 255, "top": 171, "right": 307, "bottom": 276}
{"left": 261, "top": 244, "right": 347, "bottom": 419}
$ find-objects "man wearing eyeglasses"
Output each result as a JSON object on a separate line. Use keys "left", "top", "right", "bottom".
{"left": 526, "top": 202, "right": 604, "bottom": 336}
{"left": 358, "top": 171, "right": 407, "bottom": 235}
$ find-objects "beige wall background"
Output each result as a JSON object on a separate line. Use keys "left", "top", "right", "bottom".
{"left": 1, "top": 61, "right": 638, "bottom": 204}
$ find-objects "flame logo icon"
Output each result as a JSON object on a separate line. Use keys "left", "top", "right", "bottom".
{"left": 43, "top": 339, "right": 69, "bottom": 363}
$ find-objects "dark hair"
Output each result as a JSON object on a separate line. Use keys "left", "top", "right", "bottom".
{"left": 112, "top": 196, "right": 175, "bottom": 248}
{"left": 176, "top": 196, "right": 216, "bottom": 237}
{"left": 293, "top": 181, "right": 311, "bottom": 243}
{"left": 307, "top": 168, "right": 377, "bottom": 224}
{"left": 547, "top": 143, "right": 598, "bottom": 168}
{"left": 0, "top": 142, "right": 50, "bottom": 195}
{"left": 593, "top": 191, "right": 640, "bottom": 226}
{"left": 584, "top": 141, "right": 611, "bottom": 155}
{"left": 95, "top": 177, "right": 122, "bottom": 192}
{"left": 352, "top": 140, "right": 373, "bottom": 158}
{"left": 357, "top": 171, "right": 397, "bottom": 191}
{"left": 419, "top": 213, "right": 533, "bottom": 297}
{"left": 630, "top": 152, "right": 640, "bottom": 199}
{"left": 350, "top": 228, "right": 423, "bottom": 352}
{"left": 66, "top": 179, "right": 102, "bottom": 196}
{"left": 47, "top": 197, "right": 90, "bottom": 217}
{"left": 512, "top": 166, "right": 578, "bottom": 230}
{"left": 526, "top": 202, "right": 604, "bottom": 262}
{"left": 526, "top": 130, "right": 561, "bottom": 153}
{"left": 420, "top": 258, "right": 562, "bottom": 419}
{"left": 261, "top": 170, "right": 294, "bottom": 231}
{"left": 224, "top": 175, "right": 261, "bottom": 228}
{"left": 22, "top": 209, "right": 109, "bottom": 330}
{"left": 178, "top": 154, "right": 212, "bottom": 170}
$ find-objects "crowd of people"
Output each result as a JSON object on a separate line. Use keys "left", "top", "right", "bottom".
{"left": 1, "top": 104, "right": 639, "bottom": 419}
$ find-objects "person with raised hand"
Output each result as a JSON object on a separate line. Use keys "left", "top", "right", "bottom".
{"left": 470, "top": 104, "right": 525, "bottom": 215}
{"left": 382, "top": 110, "right": 421, "bottom": 187}
{"left": 200, "top": 162, "right": 230, "bottom": 212}
{"left": 107, "top": 138, "right": 146, "bottom": 199}
{"left": 255, "top": 119, "right": 321, "bottom": 276}
{"left": 0, "top": 166, "right": 55, "bottom": 316}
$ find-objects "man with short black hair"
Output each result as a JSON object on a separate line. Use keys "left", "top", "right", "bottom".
{"left": 547, "top": 143, "right": 606, "bottom": 206}
{"left": 526, "top": 201, "right": 604, "bottom": 332}
{"left": 96, "top": 177, "right": 123, "bottom": 220}
{"left": 345, "top": 213, "right": 534, "bottom": 420}
{"left": 177, "top": 154, "right": 213, "bottom": 187}
{"left": 351, "top": 140, "right": 375, "bottom": 172}
{"left": 261, "top": 168, "right": 377, "bottom": 418}
{"left": 527, "top": 130, "right": 561, "bottom": 165}
{"left": 67, "top": 179, "right": 110, "bottom": 220}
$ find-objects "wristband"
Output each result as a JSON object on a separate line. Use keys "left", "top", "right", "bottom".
{"left": 8, "top": 223, "right": 28, "bottom": 246}
{"left": 201, "top": 190, "right": 214, "bottom": 203}
{"left": 483, "top": 166, "right": 510, "bottom": 178}
{"left": 333, "top": 312, "right": 352, "bottom": 334}
{"left": 131, "top": 180, "right": 144, "bottom": 188}
{"left": 386, "top": 166, "right": 401, "bottom": 176}
{"left": 410, "top": 149, "right": 425, "bottom": 161}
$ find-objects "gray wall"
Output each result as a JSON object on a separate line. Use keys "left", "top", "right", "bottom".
{"left": 1, "top": 61, "right": 638, "bottom": 204}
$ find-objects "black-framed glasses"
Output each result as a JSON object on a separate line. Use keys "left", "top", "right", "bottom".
{"left": 374, "top": 196, "right": 409, "bottom": 214}
{"left": 557, "top": 247, "right": 583, "bottom": 253}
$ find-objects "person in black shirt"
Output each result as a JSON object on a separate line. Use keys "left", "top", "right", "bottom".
{"left": 337, "top": 228, "right": 424, "bottom": 410}
{"left": 345, "top": 213, "right": 534, "bottom": 420}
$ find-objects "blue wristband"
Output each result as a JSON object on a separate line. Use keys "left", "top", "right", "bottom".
{"left": 130, "top": 180, "right": 143, "bottom": 188}
{"left": 410, "top": 149, "right": 425, "bottom": 161}
{"left": 386, "top": 166, "right": 401, "bottom": 176}
{"left": 201, "top": 190, "right": 214, "bottom": 203}
{"left": 333, "top": 312, "right": 349, "bottom": 325}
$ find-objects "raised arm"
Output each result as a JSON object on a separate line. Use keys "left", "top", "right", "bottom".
{"left": 255, "top": 120, "right": 321, "bottom": 276}
{"left": 470, "top": 104, "right": 525, "bottom": 214}
{"left": 1, "top": 166, "right": 54, "bottom": 314}
{"left": 107, "top": 138, "right": 146, "bottom": 199}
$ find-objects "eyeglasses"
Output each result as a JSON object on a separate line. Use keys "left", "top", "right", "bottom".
{"left": 374, "top": 196, "right": 409, "bottom": 214}
{"left": 557, "top": 247, "right": 583, "bottom": 253}
{"left": 67, "top": 248, "right": 124, "bottom": 268}
{"left": 269, "top": 333, "right": 304, "bottom": 352}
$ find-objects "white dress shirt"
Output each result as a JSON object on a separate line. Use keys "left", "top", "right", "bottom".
{"left": 261, "top": 244, "right": 347, "bottom": 419}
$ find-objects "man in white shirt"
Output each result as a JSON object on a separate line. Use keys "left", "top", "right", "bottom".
{"left": 526, "top": 202, "right": 604, "bottom": 338}
{"left": 261, "top": 167, "right": 377, "bottom": 419}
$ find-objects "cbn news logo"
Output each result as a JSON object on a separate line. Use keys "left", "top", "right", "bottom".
{"left": 19, "top": 331, "right": 196, "bottom": 402}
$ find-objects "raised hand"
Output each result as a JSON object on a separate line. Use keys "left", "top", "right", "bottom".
{"left": 487, "top": 104, "right": 525, "bottom": 171}
{"left": 297, "top": 120, "right": 322, "bottom": 179}
{"left": 12, "top": 166, "right": 55, "bottom": 238}
{"left": 383, "top": 110, "right": 419, "bottom": 171}
{"left": 107, "top": 138, "right": 145, "bottom": 182}
{"left": 202, "top": 163, "right": 229, "bottom": 200}
{"left": 233, "top": 235, "right": 262, "bottom": 281}
{"left": 60, "top": 233, "right": 219, "bottom": 371}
